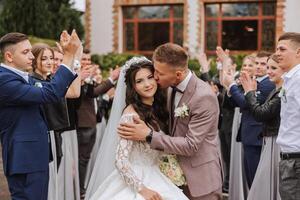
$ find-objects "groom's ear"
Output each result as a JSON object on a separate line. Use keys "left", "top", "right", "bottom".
{"left": 175, "top": 70, "right": 184, "bottom": 79}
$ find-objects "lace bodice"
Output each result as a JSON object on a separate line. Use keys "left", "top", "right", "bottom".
{"left": 115, "top": 113, "right": 160, "bottom": 192}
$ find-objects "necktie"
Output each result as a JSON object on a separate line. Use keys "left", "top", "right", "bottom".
{"left": 170, "top": 87, "right": 183, "bottom": 129}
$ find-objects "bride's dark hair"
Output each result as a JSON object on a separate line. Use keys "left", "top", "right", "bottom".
{"left": 124, "top": 60, "right": 169, "bottom": 134}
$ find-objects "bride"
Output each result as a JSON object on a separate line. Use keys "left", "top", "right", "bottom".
{"left": 86, "top": 57, "right": 188, "bottom": 200}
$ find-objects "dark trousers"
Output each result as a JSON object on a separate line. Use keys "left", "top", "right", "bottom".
{"left": 6, "top": 170, "right": 49, "bottom": 200}
{"left": 77, "top": 127, "right": 96, "bottom": 194}
{"left": 243, "top": 145, "right": 262, "bottom": 188}
{"left": 53, "top": 131, "right": 63, "bottom": 170}
{"left": 279, "top": 158, "right": 300, "bottom": 200}
{"left": 219, "top": 129, "right": 232, "bottom": 190}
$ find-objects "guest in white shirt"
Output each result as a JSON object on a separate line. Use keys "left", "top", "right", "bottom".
{"left": 275, "top": 32, "right": 300, "bottom": 200}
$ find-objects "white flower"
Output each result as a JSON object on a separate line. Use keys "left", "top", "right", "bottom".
{"left": 34, "top": 82, "right": 43, "bottom": 88}
{"left": 174, "top": 103, "right": 189, "bottom": 118}
{"left": 278, "top": 87, "right": 286, "bottom": 98}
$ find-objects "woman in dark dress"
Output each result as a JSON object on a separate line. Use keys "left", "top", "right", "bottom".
{"left": 240, "top": 54, "right": 283, "bottom": 200}
{"left": 31, "top": 44, "right": 82, "bottom": 200}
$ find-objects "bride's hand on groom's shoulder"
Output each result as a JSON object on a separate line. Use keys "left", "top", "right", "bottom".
{"left": 117, "top": 115, "right": 150, "bottom": 141}
{"left": 139, "top": 186, "right": 163, "bottom": 200}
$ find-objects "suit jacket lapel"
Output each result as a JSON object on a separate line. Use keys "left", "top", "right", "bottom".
{"left": 171, "top": 74, "right": 197, "bottom": 135}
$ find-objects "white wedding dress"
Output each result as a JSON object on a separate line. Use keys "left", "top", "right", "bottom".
{"left": 89, "top": 114, "right": 188, "bottom": 200}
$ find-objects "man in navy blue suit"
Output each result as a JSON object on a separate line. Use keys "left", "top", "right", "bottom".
{"left": 221, "top": 51, "right": 275, "bottom": 187}
{"left": 0, "top": 31, "right": 80, "bottom": 200}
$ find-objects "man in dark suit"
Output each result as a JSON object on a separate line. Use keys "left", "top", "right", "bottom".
{"left": 224, "top": 51, "right": 275, "bottom": 187}
{"left": 76, "top": 50, "right": 120, "bottom": 197}
{"left": 0, "top": 31, "right": 80, "bottom": 200}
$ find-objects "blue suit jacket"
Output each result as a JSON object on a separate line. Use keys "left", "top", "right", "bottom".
{"left": 229, "top": 77, "right": 275, "bottom": 146}
{"left": 0, "top": 65, "right": 76, "bottom": 175}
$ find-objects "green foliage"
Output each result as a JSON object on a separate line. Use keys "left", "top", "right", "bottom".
{"left": 91, "top": 53, "right": 247, "bottom": 78}
{"left": 91, "top": 53, "right": 139, "bottom": 71}
{"left": 0, "top": 53, "right": 3, "bottom": 63}
{"left": 0, "top": 0, "right": 52, "bottom": 38}
{"left": 233, "top": 53, "right": 247, "bottom": 71}
{"left": 188, "top": 59, "right": 200, "bottom": 75}
{"left": 45, "top": 0, "right": 84, "bottom": 40}
{"left": 0, "top": 0, "right": 84, "bottom": 40}
{"left": 191, "top": 54, "right": 247, "bottom": 77}
{"left": 28, "top": 36, "right": 57, "bottom": 46}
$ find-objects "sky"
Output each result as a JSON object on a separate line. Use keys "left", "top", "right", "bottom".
{"left": 72, "top": 0, "right": 85, "bottom": 12}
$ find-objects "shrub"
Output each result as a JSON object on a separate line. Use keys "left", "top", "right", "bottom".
{"left": 91, "top": 52, "right": 247, "bottom": 78}
{"left": 29, "top": 36, "right": 57, "bottom": 46}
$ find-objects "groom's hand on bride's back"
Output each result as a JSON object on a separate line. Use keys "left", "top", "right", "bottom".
{"left": 117, "top": 115, "right": 150, "bottom": 141}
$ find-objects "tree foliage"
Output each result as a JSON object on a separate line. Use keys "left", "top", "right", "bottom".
{"left": 0, "top": 0, "right": 84, "bottom": 40}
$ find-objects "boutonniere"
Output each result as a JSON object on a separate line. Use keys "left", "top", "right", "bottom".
{"left": 174, "top": 103, "right": 189, "bottom": 118}
{"left": 34, "top": 82, "right": 43, "bottom": 88}
{"left": 278, "top": 87, "right": 286, "bottom": 98}
{"left": 278, "top": 87, "right": 287, "bottom": 103}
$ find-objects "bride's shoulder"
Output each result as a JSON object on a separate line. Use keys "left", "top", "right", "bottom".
{"left": 122, "top": 104, "right": 138, "bottom": 116}
{"left": 120, "top": 105, "right": 139, "bottom": 123}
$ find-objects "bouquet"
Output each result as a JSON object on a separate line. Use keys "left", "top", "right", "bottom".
{"left": 159, "top": 154, "right": 187, "bottom": 186}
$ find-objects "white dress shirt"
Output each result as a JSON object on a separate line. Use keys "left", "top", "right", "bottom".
{"left": 276, "top": 64, "right": 300, "bottom": 153}
{"left": 170, "top": 70, "right": 192, "bottom": 108}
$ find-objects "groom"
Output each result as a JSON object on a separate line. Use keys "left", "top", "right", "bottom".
{"left": 118, "top": 43, "right": 222, "bottom": 200}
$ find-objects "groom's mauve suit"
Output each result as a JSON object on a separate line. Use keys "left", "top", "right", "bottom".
{"left": 151, "top": 74, "right": 223, "bottom": 200}
{"left": 0, "top": 65, "right": 76, "bottom": 200}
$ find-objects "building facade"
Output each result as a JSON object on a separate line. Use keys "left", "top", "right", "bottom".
{"left": 86, "top": 0, "right": 300, "bottom": 56}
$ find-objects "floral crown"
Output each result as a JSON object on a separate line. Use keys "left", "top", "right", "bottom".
{"left": 122, "top": 56, "right": 152, "bottom": 74}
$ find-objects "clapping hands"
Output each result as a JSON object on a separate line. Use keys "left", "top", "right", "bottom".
{"left": 109, "top": 66, "right": 121, "bottom": 81}
{"left": 240, "top": 70, "right": 257, "bottom": 93}
{"left": 196, "top": 50, "right": 212, "bottom": 73}
{"left": 60, "top": 30, "right": 82, "bottom": 67}
{"left": 215, "top": 46, "right": 235, "bottom": 89}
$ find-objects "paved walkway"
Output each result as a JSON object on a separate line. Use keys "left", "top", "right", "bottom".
{"left": 0, "top": 146, "right": 10, "bottom": 200}
{"left": 0, "top": 145, "right": 229, "bottom": 200}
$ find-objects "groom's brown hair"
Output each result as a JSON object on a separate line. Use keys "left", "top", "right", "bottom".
{"left": 153, "top": 43, "right": 188, "bottom": 68}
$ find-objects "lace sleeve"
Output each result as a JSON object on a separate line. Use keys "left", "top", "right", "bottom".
{"left": 115, "top": 114, "right": 143, "bottom": 192}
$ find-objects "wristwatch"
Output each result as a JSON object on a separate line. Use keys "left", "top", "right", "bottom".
{"left": 145, "top": 129, "right": 153, "bottom": 144}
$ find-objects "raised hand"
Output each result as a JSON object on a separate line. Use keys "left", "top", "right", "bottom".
{"left": 197, "top": 51, "right": 212, "bottom": 73}
{"left": 110, "top": 67, "right": 121, "bottom": 81}
{"left": 55, "top": 42, "right": 64, "bottom": 53}
{"left": 60, "top": 30, "right": 82, "bottom": 67}
{"left": 74, "top": 41, "right": 83, "bottom": 62}
{"left": 80, "top": 65, "right": 92, "bottom": 81}
{"left": 216, "top": 46, "right": 232, "bottom": 72}
{"left": 222, "top": 70, "right": 235, "bottom": 90}
{"left": 240, "top": 71, "right": 257, "bottom": 93}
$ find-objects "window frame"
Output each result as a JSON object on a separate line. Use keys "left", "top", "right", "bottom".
{"left": 204, "top": 1, "right": 276, "bottom": 55}
{"left": 122, "top": 4, "right": 184, "bottom": 55}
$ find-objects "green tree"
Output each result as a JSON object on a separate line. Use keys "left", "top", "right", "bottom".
{"left": 0, "top": 0, "right": 84, "bottom": 40}
{"left": 0, "top": 0, "right": 52, "bottom": 38}
{"left": 45, "top": 0, "right": 84, "bottom": 40}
